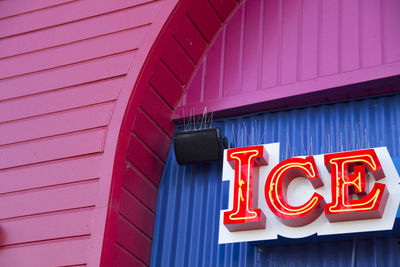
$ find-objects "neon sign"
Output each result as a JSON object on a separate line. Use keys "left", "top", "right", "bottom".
{"left": 223, "top": 146, "right": 267, "bottom": 231}
{"left": 265, "top": 156, "right": 325, "bottom": 227}
{"left": 219, "top": 143, "right": 400, "bottom": 244}
{"left": 324, "top": 150, "right": 388, "bottom": 222}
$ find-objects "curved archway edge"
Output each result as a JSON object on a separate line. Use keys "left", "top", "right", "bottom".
{"left": 90, "top": 0, "right": 243, "bottom": 265}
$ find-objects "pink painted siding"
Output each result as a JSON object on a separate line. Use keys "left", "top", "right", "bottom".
{"left": 176, "top": 0, "right": 400, "bottom": 118}
{"left": 0, "top": 0, "right": 165, "bottom": 266}
{"left": 0, "top": 0, "right": 244, "bottom": 266}
{"left": 106, "top": 1, "right": 243, "bottom": 266}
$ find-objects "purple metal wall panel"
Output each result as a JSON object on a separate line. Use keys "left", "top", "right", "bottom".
{"left": 152, "top": 93, "right": 400, "bottom": 267}
{"left": 174, "top": 0, "right": 400, "bottom": 119}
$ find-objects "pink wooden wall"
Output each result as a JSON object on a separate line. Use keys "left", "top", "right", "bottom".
{"left": 0, "top": 1, "right": 171, "bottom": 266}
{"left": 176, "top": 0, "right": 400, "bottom": 118}
{"left": 107, "top": 0, "right": 242, "bottom": 265}
{"left": 0, "top": 0, "right": 243, "bottom": 266}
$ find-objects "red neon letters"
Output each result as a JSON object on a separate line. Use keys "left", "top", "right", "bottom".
{"left": 223, "top": 146, "right": 267, "bottom": 231}
{"left": 265, "top": 157, "right": 325, "bottom": 227}
{"left": 324, "top": 149, "right": 388, "bottom": 222}
{"left": 223, "top": 146, "right": 390, "bottom": 232}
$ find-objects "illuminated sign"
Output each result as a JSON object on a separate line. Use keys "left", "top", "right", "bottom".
{"left": 219, "top": 143, "right": 400, "bottom": 244}
{"left": 223, "top": 146, "right": 267, "bottom": 231}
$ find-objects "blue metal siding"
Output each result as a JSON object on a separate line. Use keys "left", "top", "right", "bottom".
{"left": 151, "top": 94, "right": 400, "bottom": 267}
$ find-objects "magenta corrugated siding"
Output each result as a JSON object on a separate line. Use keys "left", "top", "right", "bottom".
{"left": 175, "top": 0, "right": 400, "bottom": 118}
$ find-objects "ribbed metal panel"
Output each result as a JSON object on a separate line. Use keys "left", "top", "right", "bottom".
{"left": 151, "top": 94, "right": 400, "bottom": 267}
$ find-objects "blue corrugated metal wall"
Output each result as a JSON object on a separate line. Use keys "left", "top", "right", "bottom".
{"left": 151, "top": 94, "right": 400, "bottom": 267}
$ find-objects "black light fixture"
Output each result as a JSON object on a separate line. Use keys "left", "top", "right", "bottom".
{"left": 173, "top": 127, "right": 228, "bottom": 165}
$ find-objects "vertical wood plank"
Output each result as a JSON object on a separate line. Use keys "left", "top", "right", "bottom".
{"left": 242, "top": 0, "right": 262, "bottom": 92}
{"left": 341, "top": 0, "right": 360, "bottom": 72}
{"left": 280, "top": 0, "right": 301, "bottom": 84}
{"left": 300, "top": 0, "right": 319, "bottom": 80}
{"left": 361, "top": 0, "right": 382, "bottom": 67}
{"left": 222, "top": 5, "right": 244, "bottom": 97}
{"left": 261, "top": 0, "right": 281, "bottom": 88}
{"left": 185, "top": 62, "right": 203, "bottom": 104}
{"left": 320, "top": 0, "right": 339, "bottom": 76}
{"left": 204, "top": 32, "right": 224, "bottom": 101}
{"left": 383, "top": 0, "right": 400, "bottom": 63}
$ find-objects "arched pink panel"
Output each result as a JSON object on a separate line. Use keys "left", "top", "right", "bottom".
{"left": 0, "top": 0, "right": 243, "bottom": 266}
{"left": 98, "top": 1, "right": 245, "bottom": 265}
{"left": 0, "top": 1, "right": 178, "bottom": 266}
